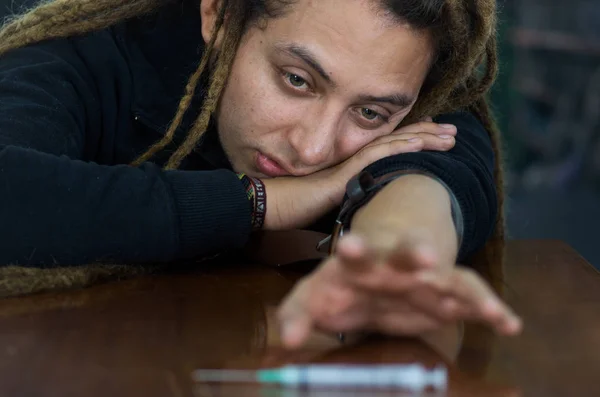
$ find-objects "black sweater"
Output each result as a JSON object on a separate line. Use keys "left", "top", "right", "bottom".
{"left": 0, "top": 0, "right": 497, "bottom": 266}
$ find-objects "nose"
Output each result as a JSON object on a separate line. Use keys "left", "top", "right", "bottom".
{"left": 287, "top": 106, "right": 338, "bottom": 169}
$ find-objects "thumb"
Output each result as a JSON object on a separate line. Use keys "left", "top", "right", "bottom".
{"left": 277, "top": 282, "right": 315, "bottom": 349}
{"left": 279, "top": 314, "right": 313, "bottom": 349}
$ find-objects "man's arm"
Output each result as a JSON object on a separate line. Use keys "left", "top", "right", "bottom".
{"left": 351, "top": 173, "right": 458, "bottom": 269}
{"left": 275, "top": 110, "right": 516, "bottom": 349}
{"left": 0, "top": 37, "right": 253, "bottom": 266}
{"left": 359, "top": 110, "right": 497, "bottom": 261}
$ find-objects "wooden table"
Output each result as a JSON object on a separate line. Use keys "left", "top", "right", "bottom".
{"left": 0, "top": 238, "right": 598, "bottom": 397}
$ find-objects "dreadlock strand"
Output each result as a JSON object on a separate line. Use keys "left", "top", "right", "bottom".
{"left": 473, "top": 11, "right": 507, "bottom": 287}
{"left": 473, "top": 97, "right": 505, "bottom": 237}
{"left": 469, "top": 95, "right": 506, "bottom": 293}
{"left": 164, "top": 2, "right": 246, "bottom": 170}
{"left": 129, "top": 60, "right": 206, "bottom": 167}
{"left": 0, "top": 0, "right": 166, "bottom": 56}
{"left": 130, "top": 4, "right": 228, "bottom": 167}
{"left": 477, "top": 34, "right": 500, "bottom": 95}
{"left": 460, "top": 0, "right": 506, "bottom": 245}
{"left": 429, "top": 0, "right": 506, "bottom": 274}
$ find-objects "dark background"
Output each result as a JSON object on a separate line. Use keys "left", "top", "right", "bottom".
{"left": 493, "top": 1, "right": 600, "bottom": 268}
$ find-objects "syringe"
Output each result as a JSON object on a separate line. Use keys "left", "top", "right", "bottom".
{"left": 191, "top": 364, "right": 447, "bottom": 392}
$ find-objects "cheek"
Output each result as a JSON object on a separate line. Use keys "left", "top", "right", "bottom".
{"left": 334, "top": 109, "right": 411, "bottom": 162}
{"left": 221, "top": 59, "right": 305, "bottom": 140}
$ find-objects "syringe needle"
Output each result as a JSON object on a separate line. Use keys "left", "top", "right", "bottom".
{"left": 192, "top": 369, "right": 257, "bottom": 383}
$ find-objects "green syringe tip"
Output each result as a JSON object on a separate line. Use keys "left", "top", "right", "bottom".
{"left": 257, "top": 369, "right": 284, "bottom": 384}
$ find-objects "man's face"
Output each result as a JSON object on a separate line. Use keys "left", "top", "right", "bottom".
{"left": 208, "top": 0, "right": 433, "bottom": 178}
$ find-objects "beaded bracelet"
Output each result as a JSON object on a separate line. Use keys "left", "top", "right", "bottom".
{"left": 237, "top": 173, "right": 267, "bottom": 230}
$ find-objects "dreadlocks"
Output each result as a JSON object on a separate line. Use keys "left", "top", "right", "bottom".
{"left": 0, "top": 0, "right": 505, "bottom": 271}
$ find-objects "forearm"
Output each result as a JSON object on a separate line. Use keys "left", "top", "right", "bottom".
{"left": 358, "top": 112, "right": 497, "bottom": 260}
{"left": 262, "top": 174, "right": 339, "bottom": 231}
{"left": 351, "top": 173, "right": 459, "bottom": 266}
{"left": 0, "top": 145, "right": 252, "bottom": 266}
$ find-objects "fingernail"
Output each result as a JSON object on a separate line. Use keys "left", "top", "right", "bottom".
{"left": 282, "top": 321, "right": 296, "bottom": 342}
{"left": 439, "top": 135, "right": 454, "bottom": 140}
{"left": 502, "top": 317, "right": 521, "bottom": 335}
{"left": 417, "top": 271, "right": 435, "bottom": 283}
{"left": 440, "top": 124, "right": 456, "bottom": 129}
{"left": 338, "top": 234, "right": 365, "bottom": 254}
{"left": 341, "top": 234, "right": 363, "bottom": 247}
{"left": 512, "top": 317, "right": 523, "bottom": 333}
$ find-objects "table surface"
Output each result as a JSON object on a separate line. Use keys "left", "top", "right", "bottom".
{"left": 0, "top": 237, "right": 599, "bottom": 397}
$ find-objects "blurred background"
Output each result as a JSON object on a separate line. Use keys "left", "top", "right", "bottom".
{"left": 494, "top": 1, "right": 600, "bottom": 267}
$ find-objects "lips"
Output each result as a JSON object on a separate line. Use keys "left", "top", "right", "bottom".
{"left": 255, "top": 152, "right": 291, "bottom": 177}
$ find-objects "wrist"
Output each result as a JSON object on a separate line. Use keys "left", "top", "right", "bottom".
{"left": 237, "top": 173, "right": 267, "bottom": 230}
{"left": 262, "top": 178, "right": 286, "bottom": 231}
{"left": 262, "top": 176, "right": 340, "bottom": 231}
{"left": 353, "top": 174, "right": 459, "bottom": 259}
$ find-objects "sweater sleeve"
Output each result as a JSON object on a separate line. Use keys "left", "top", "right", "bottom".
{"left": 362, "top": 111, "right": 498, "bottom": 261}
{"left": 0, "top": 41, "right": 252, "bottom": 267}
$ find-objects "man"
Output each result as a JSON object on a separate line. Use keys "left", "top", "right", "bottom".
{"left": 0, "top": 0, "right": 521, "bottom": 346}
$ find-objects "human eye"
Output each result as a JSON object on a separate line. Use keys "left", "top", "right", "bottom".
{"left": 282, "top": 71, "right": 311, "bottom": 91}
{"left": 353, "top": 107, "right": 389, "bottom": 129}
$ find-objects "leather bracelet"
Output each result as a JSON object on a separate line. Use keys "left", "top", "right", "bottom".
{"left": 316, "top": 169, "right": 464, "bottom": 255}
{"left": 237, "top": 173, "right": 266, "bottom": 230}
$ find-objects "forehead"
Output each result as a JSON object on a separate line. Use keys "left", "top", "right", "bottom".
{"left": 259, "top": 0, "right": 434, "bottom": 89}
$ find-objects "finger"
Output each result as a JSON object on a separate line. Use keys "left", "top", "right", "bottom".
{"left": 387, "top": 239, "right": 439, "bottom": 271}
{"left": 354, "top": 137, "right": 425, "bottom": 167}
{"left": 439, "top": 296, "right": 470, "bottom": 318}
{"left": 372, "top": 132, "right": 455, "bottom": 152}
{"left": 352, "top": 276, "right": 464, "bottom": 326}
{"left": 277, "top": 280, "right": 316, "bottom": 349}
{"left": 420, "top": 115, "right": 434, "bottom": 123}
{"left": 449, "top": 268, "right": 522, "bottom": 334}
{"left": 418, "top": 133, "right": 456, "bottom": 151}
{"left": 281, "top": 312, "right": 313, "bottom": 349}
{"left": 403, "top": 289, "right": 471, "bottom": 324}
{"left": 418, "top": 269, "right": 523, "bottom": 335}
{"left": 316, "top": 290, "right": 372, "bottom": 332}
{"left": 309, "top": 268, "right": 373, "bottom": 333}
{"left": 372, "top": 300, "right": 442, "bottom": 335}
{"left": 335, "top": 234, "right": 375, "bottom": 274}
{"left": 335, "top": 236, "right": 434, "bottom": 296}
{"left": 370, "top": 242, "right": 460, "bottom": 324}
{"left": 393, "top": 121, "right": 457, "bottom": 137}
{"left": 280, "top": 256, "right": 375, "bottom": 339}
{"left": 349, "top": 268, "right": 423, "bottom": 297}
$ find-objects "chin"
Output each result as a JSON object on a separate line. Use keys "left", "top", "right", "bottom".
{"left": 232, "top": 162, "right": 259, "bottom": 178}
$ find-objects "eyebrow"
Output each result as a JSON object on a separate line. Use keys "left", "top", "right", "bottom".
{"left": 357, "top": 93, "right": 415, "bottom": 109}
{"left": 274, "top": 42, "right": 416, "bottom": 109}
{"left": 274, "top": 43, "right": 335, "bottom": 85}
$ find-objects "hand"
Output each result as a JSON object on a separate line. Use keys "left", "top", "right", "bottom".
{"left": 276, "top": 234, "right": 523, "bottom": 349}
{"left": 263, "top": 121, "right": 457, "bottom": 230}
{"left": 323, "top": 120, "right": 457, "bottom": 203}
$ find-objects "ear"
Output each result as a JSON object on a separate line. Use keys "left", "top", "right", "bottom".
{"left": 200, "top": 0, "right": 225, "bottom": 47}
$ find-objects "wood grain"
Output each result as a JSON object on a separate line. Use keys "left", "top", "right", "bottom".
{"left": 0, "top": 238, "right": 597, "bottom": 397}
